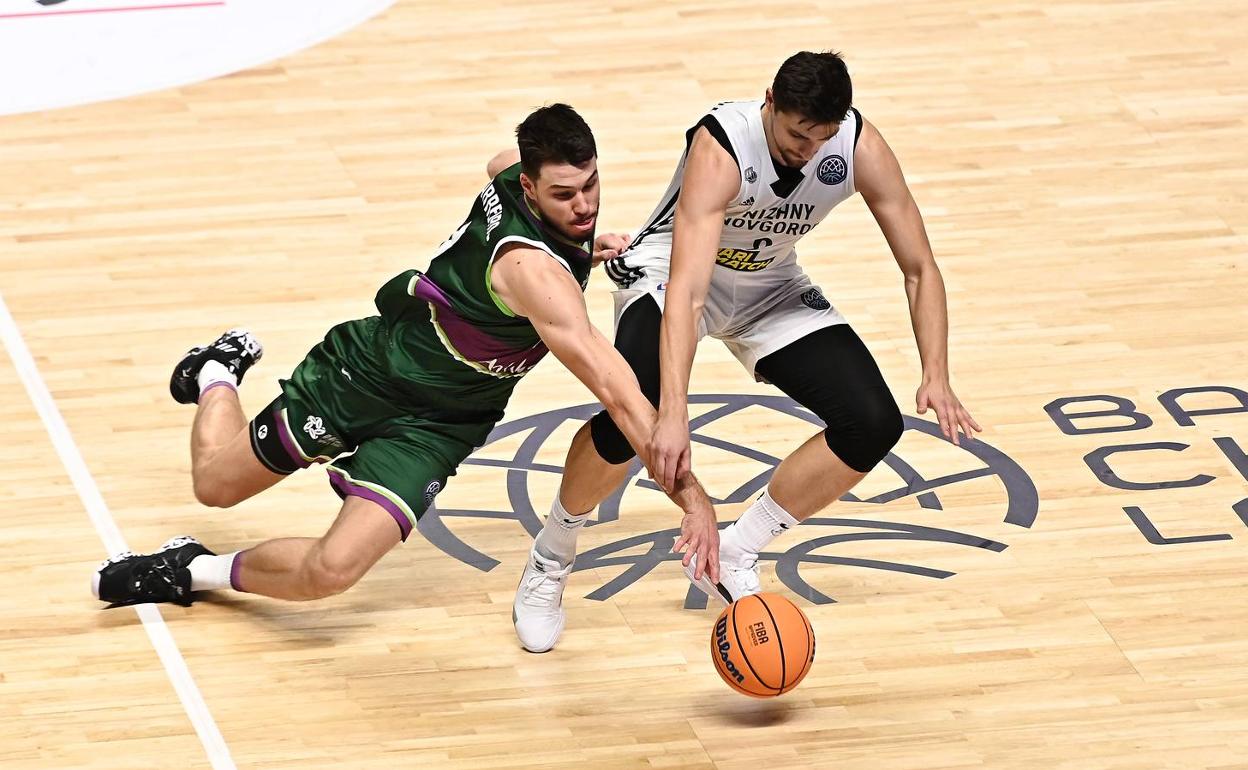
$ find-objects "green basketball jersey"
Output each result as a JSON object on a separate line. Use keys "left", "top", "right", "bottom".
{"left": 312, "top": 163, "right": 594, "bottom": 424}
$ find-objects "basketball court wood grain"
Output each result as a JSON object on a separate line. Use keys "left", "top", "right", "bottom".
{"left": 2, "top": 1, "right": 1247, "bottom": 768}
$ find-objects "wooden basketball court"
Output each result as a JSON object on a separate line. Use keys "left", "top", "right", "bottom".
{"left": 3, "top": 1, "right": 1247, "bottom": 767}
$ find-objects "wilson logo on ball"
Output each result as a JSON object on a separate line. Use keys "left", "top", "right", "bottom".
{"left": 714, "top": 616, "right": 746, "bottom": 684}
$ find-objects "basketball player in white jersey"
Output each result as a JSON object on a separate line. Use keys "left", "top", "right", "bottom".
{"left": 512, "top": 51, "right": 980, "bottom": 652}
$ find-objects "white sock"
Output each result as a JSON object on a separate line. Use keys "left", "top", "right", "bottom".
{"left": 188, "top": 552, "right": 241, "bottom": 591}
{"left": 197, "top": 360, "right": 237, "bottom": 396}
{"left": 721, "top": 488, "right": 800, "bottom": 564}
{"left": 533, "top": 496, "right": 588, "bottom": 567}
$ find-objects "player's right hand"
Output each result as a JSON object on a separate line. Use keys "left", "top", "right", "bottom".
{"left": 674, "top": 501, "right": 720, "bottom": 583}
{"left": 649, "top": 415, "right": 691, "bottom": 494}
{"left": 592, "top": 232, "right": 632, "bottom": 266}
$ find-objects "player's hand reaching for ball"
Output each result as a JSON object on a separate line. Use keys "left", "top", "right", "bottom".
{"left": 592, "top": 232, "right": 632, "bottom": 266}
{"left": 674, "top": 495, "right": 720, "bottom": 583}
{"left": 916, "top": 376, "right": 982, "bottom": 446}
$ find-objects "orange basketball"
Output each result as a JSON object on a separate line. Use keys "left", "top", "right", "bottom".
{"left": 710, "top": 592, "right": 815, "bottom": 697}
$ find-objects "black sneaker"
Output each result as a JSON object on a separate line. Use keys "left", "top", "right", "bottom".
{"left": 92, "top": 536, "right": 214, "bottom": 607}
{"left": 169, "top": 328, "right": 264, "bottom": 405}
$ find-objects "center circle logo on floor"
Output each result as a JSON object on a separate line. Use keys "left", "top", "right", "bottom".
{"left": 0, "top": 0, "right": 395, "bottom": 115}
{"left": 416, "top": 394, "right": 1039, "bottom": 607}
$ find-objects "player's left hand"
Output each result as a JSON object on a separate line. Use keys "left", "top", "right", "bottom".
{"left": 649, "top": 414, "right": 692, "bottom": 495}
{"left": 592, "top": 232, "right": 632, "bottom": 266}
{"left": 917, "top": 377, "right": 982, "bottom": 446}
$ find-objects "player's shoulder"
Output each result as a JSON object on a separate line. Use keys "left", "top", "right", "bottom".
{"left": 704, "top": 99, "right": 758, "bottom": 134}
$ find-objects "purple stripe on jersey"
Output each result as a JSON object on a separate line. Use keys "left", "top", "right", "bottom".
{"left": 327, "top": 469, "right": 413, "bottom": 542}
{"left": 274, "top": 406, "right": 314, "bottom": 469}
{"left": 230, "top": 552, "right": 246, "bottom": 592}
{"left": 410, "top": 275, "right": 549, "bottom": 376}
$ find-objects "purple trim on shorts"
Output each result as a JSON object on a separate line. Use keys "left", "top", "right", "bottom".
{"left": 230, "top": 552, "right": 246, "bottom": 592}
{"left": 199, "top": 380, "right": 237, "bottom": 399}
{"left": 326, "top": 469, "right": 412, "bottom": 542}
{"left": 273, "top": 407, "right": 314, "bottom": 470}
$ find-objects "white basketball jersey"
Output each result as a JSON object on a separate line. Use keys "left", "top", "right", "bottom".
{"left": 624, "top": 100, "right": 861, "bottom": 276}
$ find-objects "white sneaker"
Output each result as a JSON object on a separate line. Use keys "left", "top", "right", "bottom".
{"left": 683, "top": 551, "right": 761, "bottom": 606}
{"left": 513, "top": 546, "right": 573, "bottom": 652}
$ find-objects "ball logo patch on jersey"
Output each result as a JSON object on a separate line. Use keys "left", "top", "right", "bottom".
{"left": 801, "top": 288, "right": 831, "bottom": 310}
{"left": 817, "top": 155, "right": 848, "bottom": 186}
{"left": 716, "top": 247, "right": 775, "bottom": 272}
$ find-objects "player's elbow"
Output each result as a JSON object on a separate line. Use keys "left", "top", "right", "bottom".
{"left": 486, "top": 149, "right": 519, "bottom": 179}
{"left": 665, "top": 282, "right": 705, "bottom": 319}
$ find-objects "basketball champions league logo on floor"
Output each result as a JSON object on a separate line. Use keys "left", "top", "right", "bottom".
{"left": 417, "top": 395, "right": 1039, "bottom": 607}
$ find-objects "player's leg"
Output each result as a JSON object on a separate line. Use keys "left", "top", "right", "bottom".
{"left": 94, "top": 425, "right": 461, "bottom": 606}
{"left": 754, "top": 322, "right": 901, "bottom": 511}
{"left": 513, "top": 293, "right": 664, "bottom": 652}
{"left": 685, "top": 281, "right": 903, "bottom": 604}
{"left": 721, "top": 324, "right": 901, "bottom": 593}
{"left": 223, "top": 495, "right": 402, "bottom": 600}
{"left": 92, "top": 495, "right": 402, "bottom": 606}
{"left": 168, "top": 328, "right": 285, "bottom": 507}
{"left": 189, "top": 387, "right": 286, "bottom": 507}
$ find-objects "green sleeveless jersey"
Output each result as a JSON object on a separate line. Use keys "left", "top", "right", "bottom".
{"left": 320, "top": 163, "right": 594, "bottom": 423}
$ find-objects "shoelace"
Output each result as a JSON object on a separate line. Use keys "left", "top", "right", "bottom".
{"left": 521, "top": 565, "right": 570, "bottom": 609}
{"left": 131, "top": 558, "right": 188, "bottom": 604}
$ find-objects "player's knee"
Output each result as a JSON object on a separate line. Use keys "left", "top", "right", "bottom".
{"left": 824, "top": 395, "right": 903, "bottom": 472}
{"left": 589, "top": 409, "right": 637, "bottom": 465}
{"left": 192, "top": 476, "right": 244, "bottom": 509}
{"left": 302, "top": 551, "right": 367, "bottom": 599}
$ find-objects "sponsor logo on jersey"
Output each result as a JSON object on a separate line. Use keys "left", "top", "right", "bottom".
{"left": 817, "top": 155, "right": 848, "bottom": 185}
{"left": 716, "top": 247, "right": 774, "bottom": 272}
{"left": 483, "top": 357, "right": 539, "bottom": 377}
{"left": 301, "top": 415, "right": 343, "bottom": 448}
{"left": 801, "top": 288, "right": 831, "bottom": 310}
{"left": 304, "top": 416, "right": 327, "bottom": 440}
{"left": 724, "top": 201, "right": 817, "bottom": 235}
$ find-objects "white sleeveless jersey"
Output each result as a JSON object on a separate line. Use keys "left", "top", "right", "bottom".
{"left": 623, "top": 99, "right": 862, "bottom": 276}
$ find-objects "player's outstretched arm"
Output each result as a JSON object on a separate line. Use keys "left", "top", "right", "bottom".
{"left": 854, "top": 118, "right": 982, "bottom": 444}
{"left": 653, "top": 127, "right": 740, "bottom": 491}
{"left": 492, "top": 246, "right": 721, "bottom": 581}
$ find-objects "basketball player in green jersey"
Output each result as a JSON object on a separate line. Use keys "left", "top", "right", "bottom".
{"left": 92, "top": 104, "right": 720, "bottom": 617}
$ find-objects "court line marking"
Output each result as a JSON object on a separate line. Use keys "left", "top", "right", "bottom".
{"left": 0, "top": 292, "right": 236, "bottom": 770}
{"left": 0, "top": 2, "right": 226, "bottom": 20}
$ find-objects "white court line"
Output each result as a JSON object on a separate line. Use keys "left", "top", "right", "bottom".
{"left": 0, "top": 293, "right": 236, "bottom": 770}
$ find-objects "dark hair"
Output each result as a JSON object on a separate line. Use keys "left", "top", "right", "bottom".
{"left": 516, "top": 103, "right": 597, "bottom": 179}
{"left": 771, "top": 51, "right": 853, "bottom": 124}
